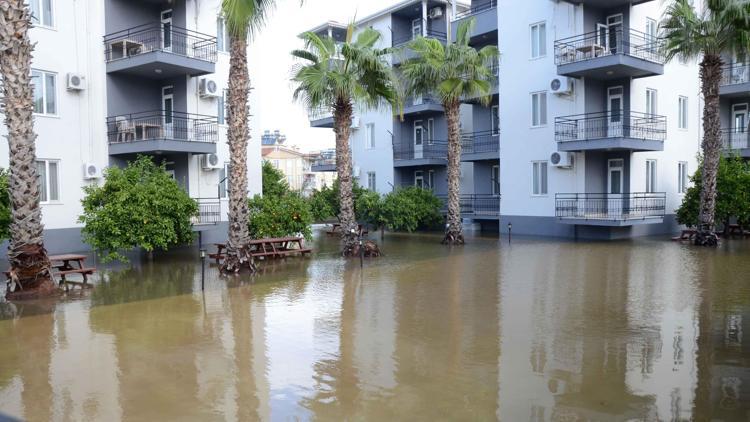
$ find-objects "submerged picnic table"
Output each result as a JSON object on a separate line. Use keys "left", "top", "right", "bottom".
{"left": 209, "top": 236, "right": 312, "bottom": 264}
{"left": 4, "top": 253, "right": 96, "bottom": 292}
{"left": 326, "top": 223, "right": 369, "bottom": 237}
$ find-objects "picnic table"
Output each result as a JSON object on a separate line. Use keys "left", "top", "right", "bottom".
{"left": 326, "top": 223, "right": 369, "bottom": 237}
{"left": 49, "top": 254, "right": 96, "bottom": 290}
{"left": 209, "top": 236, "right": 312, "bottom": 264}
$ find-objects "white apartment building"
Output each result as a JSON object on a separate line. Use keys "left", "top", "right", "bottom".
{"left": 0, "top": 0, "right": 262, "bottom": 252}
{"left": 309, "top": 0, "right": 712, "bottom": 239}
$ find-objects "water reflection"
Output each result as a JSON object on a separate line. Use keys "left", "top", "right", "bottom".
{"left": 0, "top": 232, "right": 748, "bottom": 420}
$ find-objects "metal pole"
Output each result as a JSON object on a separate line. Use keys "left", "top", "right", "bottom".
{"left": 200, "top": 249, "right": 206, "bottom": 291}
{"left": 507, "top": 222, "right": 512, "bottom": 244}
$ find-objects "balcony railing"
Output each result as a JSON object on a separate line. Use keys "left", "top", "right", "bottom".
{"left": 309, "top": 107, "right": 333, "bottom": 121}
{"left": 104, "top": 23, "right": 217, "bottom": 63}
{"left": 453, "top": 0, "right": 497, "bottom": 20}
{"left": 393, "top": 140, "right": 448, "bottom": 161}
{"left": 554, "top": 29, "right": 665, "bottom": 66}
{"left": 461, "top": 131, "right": 499, "bottom": 155}
{"left": 392, "top": 28, "right": 447, "bottom": 48}
{"left": 438, "top": 194, "right": 500, "bottom": 216}
{"left": 722, "top": 128, "right": 750, "bottom": 151}
{"left": 555, "top": 111, "right": 667, "bottom": 143}
{"left": 106, "top": 111, "right": 218, "bottom": 144}
{"left": 192, "top": 198, "right": 221, "bottom": 225}
{"left": 555, "top": 193, "right": 666, "bottom": 221}
{"left": 720, "top": 63, "right": 750, "bottom": 86}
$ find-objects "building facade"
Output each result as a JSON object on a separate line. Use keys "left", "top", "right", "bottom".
{"left": 307, "top": 0, "right": 713, "bottom": 239}
{"left": 262, "top": 145, "right": 336, "bottom": 195}
{"left": 0, "top": 0, "right": 263, "bottom": 252}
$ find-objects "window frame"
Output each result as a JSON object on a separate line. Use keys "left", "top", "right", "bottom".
{"left": 491, "top": 105, "right": 500, "bottom": 135}
{"left": 530, "top": 21, "right": 547, "bottom": 59}
{"left": 678, "top": 161, "right": 688, "bottom": 194}
{"left": 31, "top": 69, "right": 57, "bottom": 116}
{"left": 531, "top": 161, "right": 548, "bottom": 196}
{"left": 646, "top": 159, "right": 657, "bottom": 193}
{"left": 678, "top": 96, "right": 689, "bottom": 130}
{"left": 491, "top": 165, "right": 500, "bottom": 195}
{"left": 219, "top": 162, "right": 230, "bottom": 199}
{"left": 29, "top": 0, "right": 55, "bottom": 28}
{"left": 531, "top": 91, "right": 547, "bottom": 127}
{"left": 365, "top": 123, "right": 375, "bottom": 149}
{"left": 217, "top": 16, "right": 229, "bottom": 53}
{"left": 367, "top": 171, "right": 376, "bottom": 191}
{"left": 646, "top": 88, "right": 658, "bottom": 115}
{"left": 36, "top": 158, "right": 60, "bottom": 204}
{"left": 217, "top": 89, "right": 228, "bottom": 125}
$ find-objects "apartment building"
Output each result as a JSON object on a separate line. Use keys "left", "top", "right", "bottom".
{"left": 262, "top": 144, "right": 336, "bottom": 195}
{"left": 0, "top": 0, "right": 262, "bottom": 252}
{"left": 308, "top": 0, "right": 710, "bottom": 239}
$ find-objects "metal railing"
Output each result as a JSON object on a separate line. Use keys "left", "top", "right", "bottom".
{"left": 393, "top": 140, "right": 449, "bottom": 161}
{"left": 554, "top": 29, "right": 665, "bottom": 66}
{"left": 454, "top": 0, "right": 497, "bottom": 20}
{"left": 309, "top": 107, "right": 333, "bottom": 121}
{"left": 104, "top": 23, "right": 217, "bottom": 63}
{"left": 461, "top": 131, "right": 499, "bottom": 155}
{"left": 311, "top": 158, "right": 337, "bottom": 169}
{"left": 392, "top": 28, "right": 448, "bottom": 47}
{"left": 722, "top": 128, "right": 750, "bottom": 151}
{"left": 555, "top": 192, "right": 666, "bottom": 221}
{"left": 406, "top": 94, "right": 442, "bottom": 108}
{"left": 438, "top": 194, "right": 501, "bottom": 216}
{"left": 555, "top": 111, "right": 667, "bottom": 143}
{"left": 720, "top": 63, "right": 750, "bottom": 86}
{"left": 192, "top": 198, "right": 221, "bottom": 225}
{"left": 106, "top": 111, "right": 218, "bottom": 144}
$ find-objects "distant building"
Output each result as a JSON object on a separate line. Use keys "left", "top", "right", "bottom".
{"left": 261, "top": 130, "right": 287, "bottom": 146}
{"left": 262, "top": 145, "right": 336, "bottom": 196}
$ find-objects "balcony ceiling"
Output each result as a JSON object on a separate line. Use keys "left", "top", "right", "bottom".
{"left": 106, "top": 52, "right": 215, "bottom": 79}
{"left": 562, "top": 0, "right": 654, "bottom": 7}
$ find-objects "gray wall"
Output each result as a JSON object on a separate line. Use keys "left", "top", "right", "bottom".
{"left": 107, "top": 75, "right": 188, "bottom": 116}
{"left": 720, "top": 95, "right": 750, "bottom": 129}
{"left": 396, "top": 114, "right": 448, "bottom": 145}
{"left": 395, "top": 166, "right": 448, "bottom": 194}
{"left": 582, "top": 4, "right": 630, "bottom": 34}
{"left": 472, "top": 161, "right": 498, "bottom": 195}
{"left": 585, "top": 151, "right": 631, "bottom": 193}
{"left": 105, "top": 0, "right": 186, "bottom": 33}
{"left": 471, "top": 102, "right": 498, "bottom": 133}
{"left": 585, "top": 78, "right": 630, "bottom": 114}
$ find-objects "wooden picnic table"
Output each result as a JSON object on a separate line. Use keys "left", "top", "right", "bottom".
{"left": 326, "top": 223, "right": 369, "bottom": 237}
{"left": 210, "top": 237, "right": 312, "bottom": 264}
{"left": 49, "top": 254, "right": 96, "bottom": 290}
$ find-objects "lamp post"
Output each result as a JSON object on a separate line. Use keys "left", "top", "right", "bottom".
{"left": 200, "top": 249, "right": 206, "bottom": 291}
{"left": 352, "top": 228, "right": 364, "bottom": 268}
{"left": 507, "top": 222, "right": 512, "bottom": 244}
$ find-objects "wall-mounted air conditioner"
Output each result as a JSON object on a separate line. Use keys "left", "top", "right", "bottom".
{"left": 550, "top": 77, "right": 574, "bottom": 96}
{"left": 429, "top": 7, "right": 443, "bottom": 19}
{"left": 550, "top": 152, "right": 574, "bottom": 169}
{"left": 199, "top": 78, "right": 220, "bottom": 98}
{"left": 83, "top": 162, "right": 101, "bottom": 179}
{"left": 67, "top": 73, "right": 86, "bottom": 91}
{"left": 202, "top": 153, "right": 222, "bottom": 170}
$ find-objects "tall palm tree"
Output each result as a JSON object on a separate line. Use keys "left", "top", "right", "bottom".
{"left": 662, "top": 0, "right": 750, "bottom": 246}
{"left": 291, "top": 25, "right": 400, "bottom": 256}
{"left": 220, "top": 0, "right": 274, "bottom": 272}
{"left": 0, "top": 1, "right": 56, "bottom": 299}
{"left": 401, "top": 18, "right": 498, "bottom": 245}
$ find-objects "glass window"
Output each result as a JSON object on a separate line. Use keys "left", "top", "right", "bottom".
{"left": 531, "top": 92, "right": 547, "bottom": 127}
{"left": 678, "top": 162, "right": 688, "bottom": 194}
{"left": 367, "top": 171, "right": 376, "bottom": 191}
{"left": 217, "top": 16, "right": 229, "bottom": 52}
{"left": 491, "top": 105, "right": 500, "bottom": 135}
{"left": 646, "top": 89, "right": 657, "bottom": 115}
{"left": 530, "top": 22, "right": 546, "bottom": 58}
{"left": 646, "top": 159, "right": 657, "bottom": 193}
{"left": 365, "top": 123, "right": 375, "bottom": 149}
{"left": 31, "top": 70, "right": 56, "bottom": 115}
{"left": 532, "top": 161, "right": 548, "bottom": 195}
{"left": 36, "top": 159, "right": 59, "bottom": 203}
{"left": 218, "top": 89, "right": 227, "bottom": 124}
{"left": 30, "top": 0, "right": 54, "bottom": 27}
{"left": 678, "top": 96, "right": 688, "bottom": 129}
{"left": 491, "top": 165, "right": 500, "bottom": 195}
{"left": 427, "top": 170, "right": 435, "bottom": 191}
{"left": 219, "top": 163, "right": 230, "bottom": 198}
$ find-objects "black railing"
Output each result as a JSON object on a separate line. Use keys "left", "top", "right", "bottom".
{"left": 392, "top": 28, "right": 448, "bottom": 47}
{"left": 454, "top": 0, "right": 497, "bottom": 20}
{"left": 720, "top": 63, "right": 750, "bottom": 86}
{"left": 104, "top": 23, "right": 218, "bottom": 63}
{"left": 106, "top": 111, "right": 218, "bottom": 144}
{"left": 722, "top": 128, "right": 750, "bottom": 151}
{"left": 555, "top": 193, "right": 666, "bottom": 221}
{"left": 554, "top": 29, "right": 665, "bottom": 66}
{"left": 192, "top": 198, "right": 221, "bottom": 225}
{"left": 461, "top": 131, "right": 499, "bottom": 155}
{"left": 393, "top": 140, "right": 448, "bottom": 161}
{"left": 555, "top": 111, "right": 667, "bottom": 143}
{"left": 438, "top": 194, "right": 500, "bottom": 216}
{"left": 406, "top": 94, "right": 442, "bottom": 108}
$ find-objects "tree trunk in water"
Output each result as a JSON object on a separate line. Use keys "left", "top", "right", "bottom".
{"left": 442, "top": 101, "right": 464, "bottom": 245}
{"left": 0, "top": 1, "right": 56, "bottom": 299}
{"left": 333, "top": 98, "right": 359, "bottom": 256}
{"left": 222, "top": 34, "right": 255, "bottom": 273}
{"left": 695, "top": 54, "right": 722, "bottom": 247}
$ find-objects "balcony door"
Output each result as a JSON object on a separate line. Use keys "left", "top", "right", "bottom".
{"left": 161, "top": 10, "right": 173, "bottom": 51}
{"left": 607, "top": 158, "right": 624, "bottom": 218}
{"left": 162, "top": 85, "right": 174, "bottom": 139}
{"left": 606, "top": 14, "right": 623, "bottom": 54}
{"left": 731, "top": 103, "right": 748, "bottom": 149}
{"left": 412, "top": 18, "right": 422, "bottom": 39}
{"left": 607, "top": 86, "right": 624, "bottom": 138}
{"left": 414, "top": 170, "right": 424, "bottom": 188}
{"left": 414, "top": 120, "right": 424, "bottom": 159}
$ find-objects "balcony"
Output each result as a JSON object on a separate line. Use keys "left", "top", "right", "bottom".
{"left": 554, "top": 29, "right": 664, "bottom": 80}
{"left": 719, "top": 63, "right": 750, "bottom": 97}
{"left": 451, "top": 0, "right": 498, "bottom": 42}
{"left": 308, "top": 107, "right": 334, "bottom": 128}
{"left": 555, "top": 193, "right": 666, "bottom": 226}
{"left": 403, "top": 95, "right": 444, "bottom": 116}
{"left": 392, "top": 28, "right": 447, "bottom": 65}
{"left": 393, "top": 140, "right": 448, "bottom": 167}
{"left": 191, "top": 199, "right": 221, "bottom": 227}
{"left": 311, "top": 158, "right": 337, "bottom": 172}
{"left": 462, "top": 63, "right": 499, "bottom": 102}
{"left": 461, "top": 131, "right": 499, "bottom": 161}
{"left": 107, "top": 111, "right": 218, "bottom": 156}
{"left": 555, "top": 111, "right": 666, "bottom": 152}
{"left": 439, "top": 194, "right": 500, "bottom": 219}
{"left": 722, "top": 128, "right": 750, "bottom": 157}
{"left": 104, "top": 24, "right": 217, "bottom": 79}
{"left": 562, "top": 0, "right": 655, "bottom": 6}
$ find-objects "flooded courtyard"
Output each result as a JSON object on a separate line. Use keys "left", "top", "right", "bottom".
{"left": 0, "top": 231, "right": 749, "bottom": 421}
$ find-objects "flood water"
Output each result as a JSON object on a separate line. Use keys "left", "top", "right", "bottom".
{"left": 0, "top": 230, "right": 749, "bottom": 421}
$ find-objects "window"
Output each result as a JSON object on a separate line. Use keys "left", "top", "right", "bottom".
{"left": 217, "top": 16, "right": 229, "bottom": 52}
{"left": 532, "top": 161, "right": 548, "bottom": 196}
{"left": 531, "top": 92, "right": 547, "bottom": 127}
{"left": 646, "top": 159, "right": 657, "bottom": 193}
{"left": 217, "top": 89, "right": 228, "bottom": 124}
{"left": 491, "top": 165, "right": 500, "bottom": 195}
{"left": 36, "top": 159, "right": 59, "bottom": 203}
{"left": 530, "top": 22, "right": 546, "bottom": 58}
{"left": 31, "top": 70, "right": 56, "bottom": 115}
{"left": 678, "top": 96, "right": 688, "bottom": 129}
{"left": 678, "top": 161, "right": 688, "bottom": 194}
{"left": 273, "top": 160, "right": 280, "bottom": 168}
{"left": 365, "top": 123, "right": 375, "bottom": 149}
{"left": 646, "top": 18, "right": 658, "bottom": 52}
{"left": 219, "top": 163, "right": 230, "bottom": 198}
{"left": 414, "top": 170, "right": 424, "bottom": 188}
{"left": 367, "top": 171, "right": 376, "bottom": 191}
{"left": 29, "top": 0, "right": 54, "bottom": 27}
{"left": 426, "top": 118, "right": 434, "bottom": 143}
{"left": 427, "top": 170, "right": 435, "bottom": 191}
{"left": 491, "top": 105, "right": 500, "bottom": 135}
{"left": 646, "top": 89, "right": 658, "bottom": 115}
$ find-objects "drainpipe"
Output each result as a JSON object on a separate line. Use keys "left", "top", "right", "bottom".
{"left": 448, "top": 0, "right": 455, "bottom": 42}
{"left": 422, "top": 0, "right": 428, "bottom": 36}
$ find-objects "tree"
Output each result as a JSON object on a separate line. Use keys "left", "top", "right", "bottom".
{"left": 307, "top": 179, "right": 367, "bottom": 222}
{"left": 291, "top": 24, "right": 401, "bottom": 256}
{"left": 248, "top": 193, "right": 313, "bottom": 240}
{"left": 0, "top": 169, "right": 11, "bottom": 241}
{"left": 662, "top": 0, "right": 750, "bottom": 245}
{"left": 0, "top": 1, "right": 57, "bottom": 299}
{"left": 401, "top": 18, "right": 499, "bottom": 245}
{"left": 261, "top": 160, "right": 289, "bottom": 198}
{"left": 79, "top": 156, "right": 198, "bottom": 263}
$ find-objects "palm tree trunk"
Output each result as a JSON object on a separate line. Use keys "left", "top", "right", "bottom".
{"left": 0, "top": 1, "right": 56, "bottom": 299}
{"left": 333, "top": 98, "right": 358, "bottom": 256}
{"left": 443, "top": 101, "right": 464, "bottom": 245}
{"left": 695, "top": 54, "right": 722, "bottom": 247}
{"left": 222, "top": 34, "right": 255, "bottom": 273}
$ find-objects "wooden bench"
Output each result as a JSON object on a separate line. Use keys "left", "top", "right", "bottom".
{"left": 210, "top": 237, "right": 312, "bottom": 263}
{"left": 326, "top": 224, "right": 369, "bottom": 237}
{"left": 4, "top": 253, "right": 96, "bottom": 292}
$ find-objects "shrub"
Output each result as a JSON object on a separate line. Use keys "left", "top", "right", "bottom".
{"left": 381, "top": 187, "right": 443, "bottom": 232}
{"left": 248, "top": 193, "right": 313, "bottom": 240}
{"left": 307, "top": 179, "right": 367, "bottom": 222}
{"left": 79, "top": 156, "right": 198, "bottom": 262}
{"left": 0, "top": 169, "right": 10, "bottom": 241}
{"left": 262, "top": 160, "right": 290, "bottom": 198}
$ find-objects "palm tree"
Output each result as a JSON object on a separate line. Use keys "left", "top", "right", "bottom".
{"left": 401, "top": 18, "right": 498, "bottom": 245}
{"left": 291, "top": 25, "right": 400, "bottom": 256}
{"left": 662, "top": 0, "right": 750, "bottom": 246}
{"left": 0, "top": 1, "right": 56, "bottom": 299}
{"left": 220, "top": 0, "right": 274, "bottom": 272}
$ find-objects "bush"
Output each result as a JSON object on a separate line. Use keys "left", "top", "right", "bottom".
{"left": 248, "top": 193, "right": 313, "bottom": 240}
{"left": 0, "top": 169, "right": 10, "bottom": 241}
{"left": 262, "top": 160, "right": 290, "bottom": 198}
{"left": 381, "top": 187, "right": 443, "bottom": 232}
{"left": 79, "top": 156, "right": 198, "bottom": 262}
{"left": 307, "top": 179, "right": 367, "bottom": 222}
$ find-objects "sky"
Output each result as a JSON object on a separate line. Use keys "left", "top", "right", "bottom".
{"left": 247, "top": 0, "right": 401, "bottom": 152}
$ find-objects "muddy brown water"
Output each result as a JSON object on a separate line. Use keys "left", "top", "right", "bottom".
{"left": 0, "top": 231, "right": 749, "bottom": 421}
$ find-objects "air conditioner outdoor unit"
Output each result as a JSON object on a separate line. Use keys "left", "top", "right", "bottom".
{"left": 83, "top": 162, "right": 101, "bottom": 179}
{"left": 550, "top": 152, "right": 574, "bottom": 169}
{"left": 202, "top": 153, "right": 222, "bottom": 170}
{"left": 550, "top": 77, "right": 574, "bottom": 96}
{"left": 429, "top": 7, "right": 443, "bottom": 19}
{"left": 199, "top": 78, "right": 220, "bottom": 98}
{"left": 352, "top": 165, "right": 361, "bottom": 178}
{"left": 66, "top": 73, "right": 86, "bottom": 91}
{"left": 350, "top": 117, "right": 360, "bottom": 129}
